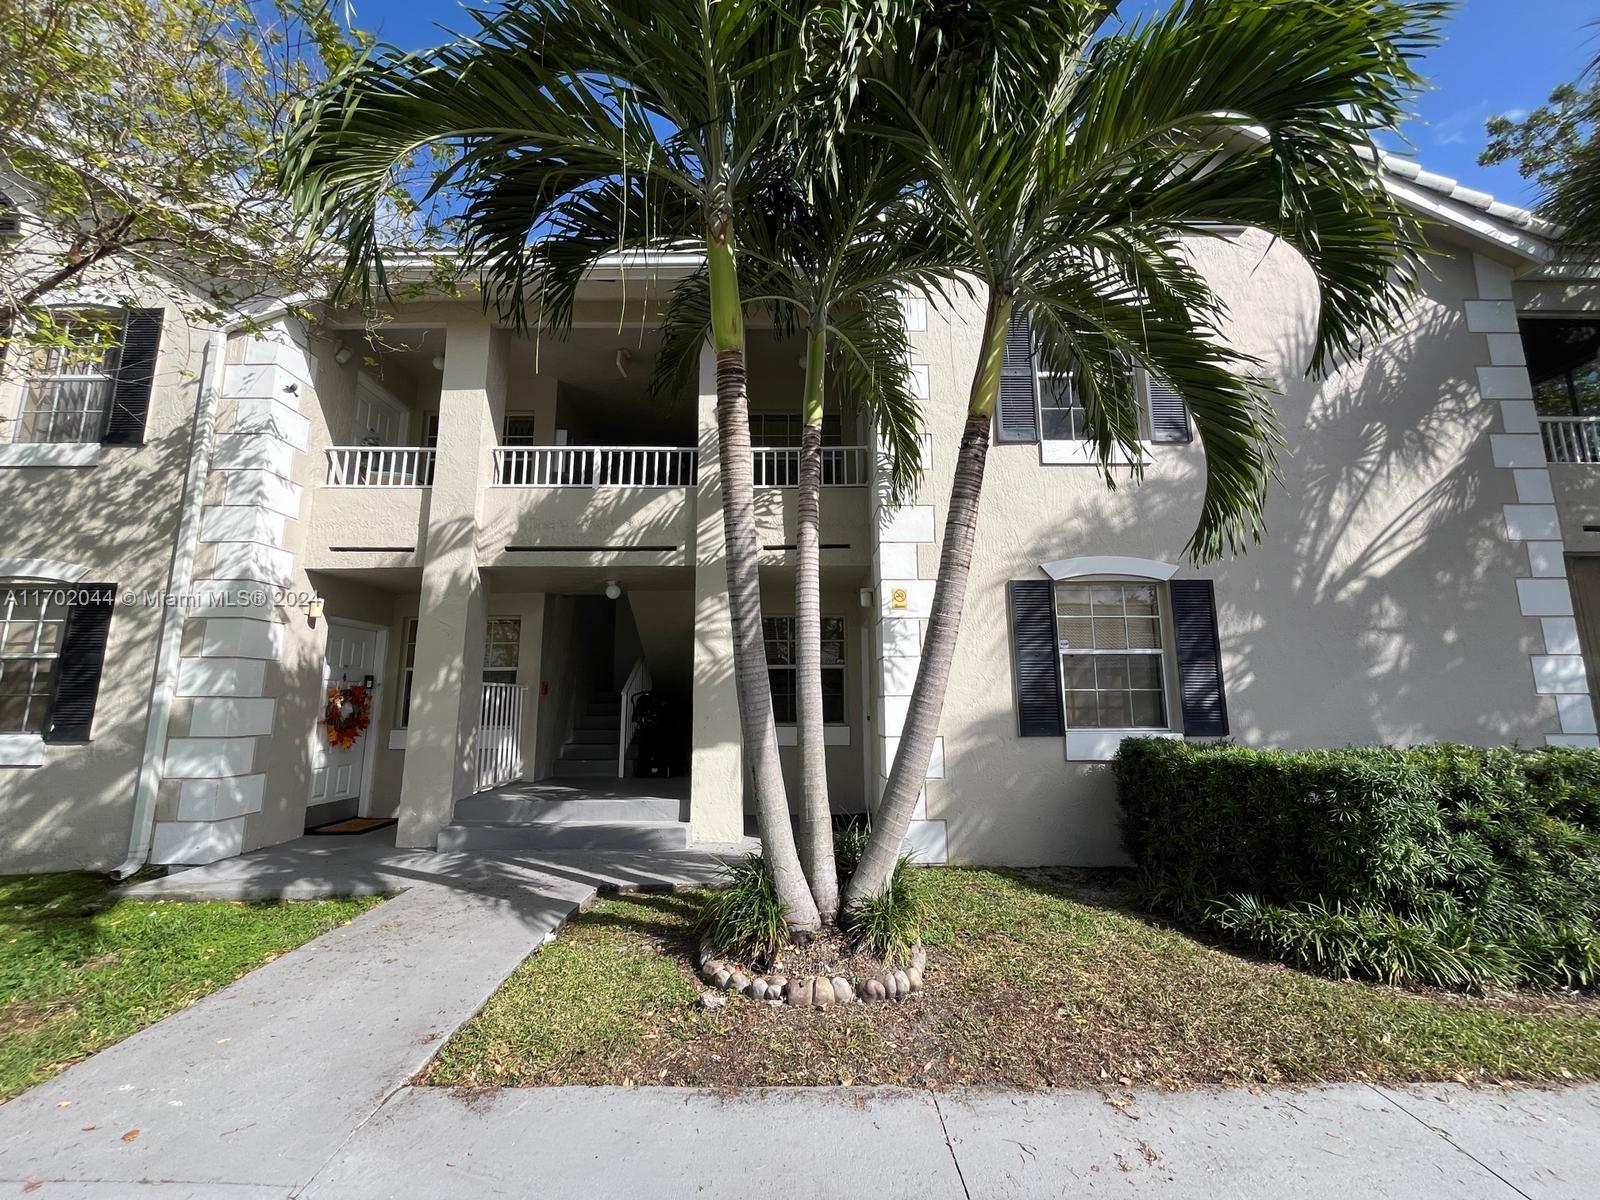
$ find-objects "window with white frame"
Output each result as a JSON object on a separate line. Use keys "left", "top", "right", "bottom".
{"left": 502, "top": 413, "right": 539, "bottom": 445}
{"left": 0, "top": 585, "right": 67, "bottom": 733}
{"left": 15, "top": 312, "right": 123, "bottom": 444}
{"left": 396, "top": 616, "right": 522, "bottom": 727}
{"left": 999, "top": 312, "right": 1191, "bottom": 450}
{"left": 483, "top": 617, "right": 521, "bottom": 685}
{"left": 749, "top": 413, "right": 843, "bottom": 446}
{"left": 1039, "top": 359, "right": 1090, "bottom": 442}
{"left": 1054, "top": 582, "right": 1168, "bottom": 729}
{"left": 764, "top": 615, "right": 846, "bottom": 724}
{"left": 397, "top": 618, "right": 418, "bottom": 728}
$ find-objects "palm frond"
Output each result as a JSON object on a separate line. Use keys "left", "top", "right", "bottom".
{"left": 1023, "top": 251, "right": 1281, "bottom": 561}
{"left": 829, "top": 290, "right": 924, "bottom": 503}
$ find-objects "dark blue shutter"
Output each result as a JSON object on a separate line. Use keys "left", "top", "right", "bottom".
{"left": 996, "top": 310, "right": 1038, "bottom": 443}
{"left": 102, "top": 308, "right": 163, "bottom": 446}
{"left": 1008, "top": 579, "right": 1063, "bottom": 737}
{"left": 1146, "top": 372, "right": 1192, "bottom": 443}
{"left": 45, "top": 584, "right": 119, "bottom": 743}
{"left": 1170, "top": 578, "right": 1228, "bottom": 736}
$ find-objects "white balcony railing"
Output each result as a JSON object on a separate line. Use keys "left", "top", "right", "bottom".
{"left": 493, "top": 445, "right": 698, "bottom": 487}
{"left": 325, "top": 446, "right": 436, "bottom": 487}
{"left": 1540, "top": 416, "right": 1600, "bottom": 464}
{"left": 752, "top": 445, "right": 870, "bottom": 487}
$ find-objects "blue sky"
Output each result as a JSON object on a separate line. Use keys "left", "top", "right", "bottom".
{"left": 356, "top": 0, "right": 1598, "bottom": 208}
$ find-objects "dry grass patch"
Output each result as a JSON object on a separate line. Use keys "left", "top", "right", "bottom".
{"left": 424, "top": 869, "right": 1600, "bottom": 1090}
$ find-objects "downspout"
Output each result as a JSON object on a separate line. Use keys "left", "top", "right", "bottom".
{"left": 113, "top": 329, "right": 225, "bottom": 879}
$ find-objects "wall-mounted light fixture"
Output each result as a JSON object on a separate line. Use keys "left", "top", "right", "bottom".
{"left": 604, "top": 580, "right": 622, "bottom": 600}
{"left": 307, "top": 596, "right": 325, "bottom": 627}
{"left": 431, "top": 353, "right": 446, "bottom": 371}
{"left": 333, "top": 345, "right": 354, "bottom": 366}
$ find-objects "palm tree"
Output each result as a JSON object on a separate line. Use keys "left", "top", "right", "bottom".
{"left": 653, "top": 151, "right": 940, "bottom": 921}
{"left": 843, "top": 0, "right": 1448, "bottom": 906}
{"left": 279, "top": 0, "right": 873, "bottom": 931}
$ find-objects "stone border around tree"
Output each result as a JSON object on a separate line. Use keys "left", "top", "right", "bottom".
{"left": 697, "top": 944, "right": 927, "bottom": 1007}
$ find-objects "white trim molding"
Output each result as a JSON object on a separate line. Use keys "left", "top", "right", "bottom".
{"left": 0, "top": 733, "right": 45, "bottom": 767}
{"left": 0, "top": 558, "right": 93, "bottom": 582}
{"left": 1040, "top": 440, "right": 1150, "bottom": 467}
{"left": 1064, "top": 729, "right": 1181, "bottom": 763}
{"left": 0, "top": 443, "right": 104, "bottom": 469}
{"left": 1041, "top": 555, "right": 1180, "bottom": 582}
{"left": 1468, "top": 254, "right": 1599, "bottom": 748}
{"left": 775, "top": 724, "right": 852, "bottom": 748}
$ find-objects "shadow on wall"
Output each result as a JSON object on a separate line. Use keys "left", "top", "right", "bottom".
{"left": 0, "top": 357, "right": 203, "bottom": 872}
{"left": 935, "top": 254, "right": 1550, "bottom": 864}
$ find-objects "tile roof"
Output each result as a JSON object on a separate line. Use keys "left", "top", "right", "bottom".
{"left": 1376, "top": 151, "right": 1557, "bottom": 237}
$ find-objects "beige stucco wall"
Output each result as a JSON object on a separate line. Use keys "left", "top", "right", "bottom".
{"left": 4, "top": 226, "right": 1584, "bottom": 873}
{"left": 0, "top": 292, "right": 214, "bottom": 871}
{"left": 903, "top": 233, "right": 1560, "bottom": 867}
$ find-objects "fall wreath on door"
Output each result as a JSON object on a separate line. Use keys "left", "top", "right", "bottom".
{"left": 324, "top": 684, "right": 373, "bottom": 749}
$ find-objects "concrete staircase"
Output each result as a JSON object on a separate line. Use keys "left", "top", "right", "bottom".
{"left": 551, "top": 695, "right": 629, "bottom": 779}
{"left": 436, "top": 783, "right": 690, "bottom": 853}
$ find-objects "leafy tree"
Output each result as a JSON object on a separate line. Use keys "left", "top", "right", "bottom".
{"left": 1482, "top": 45, "right": 1600, "bottom": 249}
{"left": 0, "top": 0, "right": 442, "bottom": 375}
{"left": 843, "top": 0, "right": 1445, "bottom": 905}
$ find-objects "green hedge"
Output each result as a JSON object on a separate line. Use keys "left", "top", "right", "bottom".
{"left": 1113, "top": 739, "right": 1600, "bottom": 991}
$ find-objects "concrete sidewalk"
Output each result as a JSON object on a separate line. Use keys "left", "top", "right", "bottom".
{"left": 6, "top": 1080, "right": 1590, "bottom": 1198}
{"left": 302, "top": 1082, "right": 1600, "bottom": 1200}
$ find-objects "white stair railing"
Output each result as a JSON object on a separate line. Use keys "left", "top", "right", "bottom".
{"left": 325, "top": 446, "right": 436, "bottom": 487}
{"left": 1540, "top": 416, "right": 1600, "bottom": 464}
{"left": 476, "top": 682, "right": 527, "bottom": 791}
{"left": 493, "top": 446, "right": 698, "bottom": 487}
{"left": 751, "top": 445, "right": 870, "bottom": 487}
{"left": 617, "top": 656, "right": 652, "bottom": 779}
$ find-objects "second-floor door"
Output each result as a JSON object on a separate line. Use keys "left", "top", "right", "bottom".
{"left": 353, "top": 375, "right": 409, "bottom": 446}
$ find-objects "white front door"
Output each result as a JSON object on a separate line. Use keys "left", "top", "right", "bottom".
{"left": 352, "top": 375, "right": 409, "bottom": 446}
{"left": 310, "top": 620, "right": 384, "bottom": 812}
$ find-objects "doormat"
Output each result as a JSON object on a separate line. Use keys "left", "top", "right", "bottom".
{"left": 305, "top": 817, "right": 397, "bottom": 836}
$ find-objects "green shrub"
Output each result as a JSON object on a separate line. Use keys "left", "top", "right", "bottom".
{"left": 1114, "top": 739, "right": 1600, "bottom": 991}
{"left": 694, "top": 855, "right": 787, "bottom": 966}
{"left": 848, "top": 854, "right": 924, "bottom": 966}
{"left": 833, "top": 817, "right": 871, "bottom": 886}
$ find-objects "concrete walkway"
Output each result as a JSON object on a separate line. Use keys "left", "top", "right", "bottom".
{"left": 6, "top": 1077, "right": 1596, "bottom": 1197}
{"left": 0, "top": 830, "right": 737, "bottom": 1197}
{"left": 300, "top": 1083, "right": 1600, "bottom": 1200}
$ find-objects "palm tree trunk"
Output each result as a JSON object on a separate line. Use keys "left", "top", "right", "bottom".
{"left": 707, "top": 225, "right": 821, "bottom": 931}
{"left": 844, "top": 291, "right": 1011, "bottom": 907}
{"left": 796, "top": 326, "right": 839, "bottom": 924}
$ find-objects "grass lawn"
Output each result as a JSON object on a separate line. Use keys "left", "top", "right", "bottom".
{"left": 1, "top": 872, "right": 381, "bottom": 1100}
{"left": 426, "top": 868, "right": 1600, "bottom": 1090}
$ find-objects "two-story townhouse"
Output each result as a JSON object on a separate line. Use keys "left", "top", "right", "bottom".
{"left": 2, "top": 159, "right": 1599, "bottom": 874}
